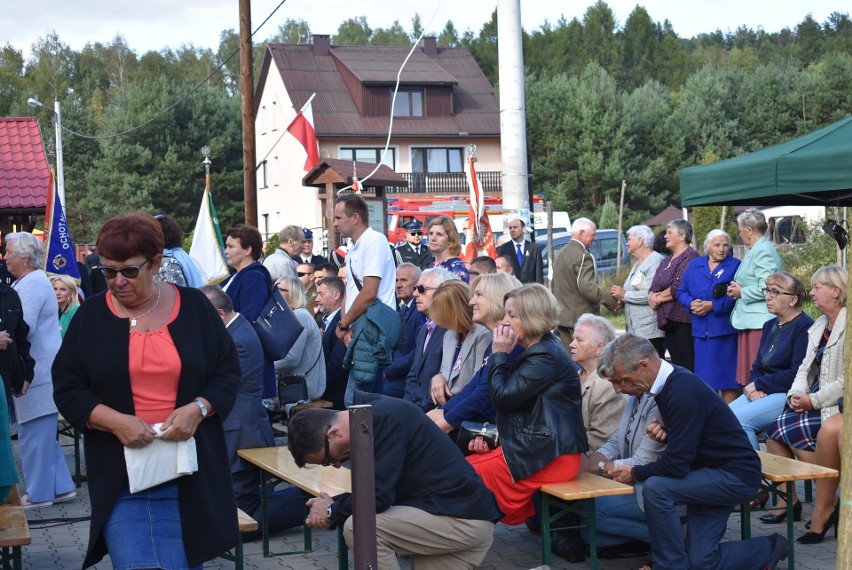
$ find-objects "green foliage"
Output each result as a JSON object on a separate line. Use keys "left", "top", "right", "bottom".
{"left": 597, "top": 196, "right": 618, "bottom": 229}
{"left": 779, "top": 221, "right": 838, "bottom": 289}
{"left": 265, "top": 233, "right": 280, "bottom": 257}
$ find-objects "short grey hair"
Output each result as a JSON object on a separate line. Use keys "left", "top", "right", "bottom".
{"left": 278, "top": 225, "right": 304, "bottom": 243}
{"left": 666, "top": 219, "right": 694, "bottom": 245}
{"left": 420, "top": 266, "right": 457, "bottom": 285}
{"left": 574, "top": 313, "right": 616, "bottom": 347}
{"left": 397, "top": 262, "right": 421, "bottom": 281}
{"left": 201, "top": 285, "right": 233, "bottom": 314}
{"left": 626, "top": 225, "right": 654, "bottom": 249}
{"left": 702, "top": 229, "right": 731, "bottom": 255}
{"left": 571, "top": 217, "right": 596, "bottom": 235}
{"left": 597, "top": 334, "right": 659, "bottom": 379}
{"left": 736, "top": 208, "right": 768, "bottom": 234}
{"left": 5, "top": 232, "right": 44, "bottom": 268}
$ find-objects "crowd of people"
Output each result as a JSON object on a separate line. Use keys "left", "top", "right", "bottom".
{"left": 0, "top": 197, "right": 843, "bottom": 569}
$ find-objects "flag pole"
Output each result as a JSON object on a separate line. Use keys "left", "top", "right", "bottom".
{"left": 203, "top": 145, "right": 211, "bottom": 192}
{"left": 285, "top": 92, "right": 317, "bottom": 131}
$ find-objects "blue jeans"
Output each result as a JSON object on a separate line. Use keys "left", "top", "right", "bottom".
{"left": 643, "top": 468, "right": 772, "bottom": 570}
{"left": 580, "top": 493, "right": 650, "bottom": 547}
{"left": 729, "top": 393, "right": 787, "bottom": 449}
{"left": 104, "top": 482, "right": 201, "bottom": 570}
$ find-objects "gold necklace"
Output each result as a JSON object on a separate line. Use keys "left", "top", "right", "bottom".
{"left": 118, "top": 284, "right": 161, "bottom": 327}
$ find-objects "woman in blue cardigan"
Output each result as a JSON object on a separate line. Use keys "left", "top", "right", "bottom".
{"left": 676, "top": 229, "right": 741, "bottom": 402}
{"left": 728, "top": 272, "right": 812, "bottom": 449}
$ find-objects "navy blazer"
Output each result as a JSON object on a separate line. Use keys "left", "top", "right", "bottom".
{"left": 498, "top": 239, "right": 544, "bottom": 284}
{"left": 403, "top": 323, "right": 447, "bottom": 412}
{"left": 676, "top": 254, "right": 741, "bottom": 339}
{"left": 385, "top": 300, "right": 426, "bottom": 383}
{"left": 222, "top": 314, "right": 274, "bottom": 477}
{"left": 321, "top": 311, "right": 348, "bottom": 410}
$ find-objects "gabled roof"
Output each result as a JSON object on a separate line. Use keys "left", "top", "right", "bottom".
{"left": 0, "top": 118, "right": 49, "bottom": 209}
{"left": 256, "top": 41, "right": 500, "bottom": 139}
{"left": 303, "top": 158, "right": 408, "bottom": 189}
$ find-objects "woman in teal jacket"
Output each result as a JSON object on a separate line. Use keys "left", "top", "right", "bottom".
{"left": 726, "top": 209, "right": 781, "bottom": 387}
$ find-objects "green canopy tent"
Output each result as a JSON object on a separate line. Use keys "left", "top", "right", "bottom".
{"left": 680, "top": 115, "right": 852, "bottom": 207}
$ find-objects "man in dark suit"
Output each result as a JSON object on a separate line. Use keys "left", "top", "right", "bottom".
{"left": 395, "top": 220, "right": 434, "bottom": 270}
{"left": 202, "top": 286, "right": 304, "bottom": 539}
{"left": 403, "top": 267, "right": 457, "bottom": 412}
{"left": 293, "top": 228, "right": 326, "bottom": 265}
{"left": 384, "top": 263, "right": 426, "bottom": 398}
{"left": 316, "top": 276, "right": 347, "bottom": 410}
{"left": 497, "top": 218, "right": 544, "bottom": 284}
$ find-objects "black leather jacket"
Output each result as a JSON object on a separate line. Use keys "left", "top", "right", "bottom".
{"left": 489, "top": 332, "right": 588, "bottom": 481}
{"left": 0, "top": 283, "right": 35, "bottom": 395}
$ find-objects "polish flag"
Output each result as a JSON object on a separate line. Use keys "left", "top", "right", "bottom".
{"left": 287, "top": 94, "right": 320, "bottom": 171}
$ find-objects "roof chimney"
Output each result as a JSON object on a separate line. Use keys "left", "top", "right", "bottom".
{"left": 312, "top": 35, "right": 331, "bottom": 56}
{"left": 420, "top": 36, "right": 437, "bottom": 58}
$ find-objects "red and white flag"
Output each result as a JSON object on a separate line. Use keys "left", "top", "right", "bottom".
{"left": 462, "top": 153, "right": 496, "bottom": 261}
{"left": 287, "top": 94, "right": 320, "bottom": 171}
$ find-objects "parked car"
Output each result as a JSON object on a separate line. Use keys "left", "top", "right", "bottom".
{"left": 539, "top": 229, "right": 628, "bottom": 281}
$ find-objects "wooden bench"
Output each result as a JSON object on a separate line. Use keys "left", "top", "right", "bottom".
{"left": 0, "top": 487, "right": 31, "bottom": 570}
{"left": 56, "top": 417, "right": 82, "bottom": 488}
{"left": 739, "top": 451, "right": 839, "bottom": 570}
{"left": 218, "top": 508, "right": 258, "bottom": 570}
{"left": 539, "top": 471, "right": 635, "bottom": 569}
{"left": 237, "top": 446, "right": 350, "bottom": 569}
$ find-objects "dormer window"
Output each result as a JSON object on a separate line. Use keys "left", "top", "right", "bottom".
{"left": 392, "top": 89, "right": 423, "bottom": 118}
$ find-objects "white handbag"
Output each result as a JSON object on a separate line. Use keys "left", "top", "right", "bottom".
{"left": 123, "top": 423, "right": 198, "bottom": 493}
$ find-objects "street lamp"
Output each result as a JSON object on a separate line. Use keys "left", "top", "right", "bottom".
{"left": 28, "top": 95, "right": 67, "bottom": 207}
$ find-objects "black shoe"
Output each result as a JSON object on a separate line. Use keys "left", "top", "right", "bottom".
{"left": 597, "top": 540, "right": 651, "bottom": 559}
{"left": 759, "top": 500, "right": 802, "bottom": 523}
{"left": 551, "top": 531, "right": 585, "bottom": 563}
{"left": 797, "top": 500, "right": 840, "bottom": 544}
{"left": 762, "top": 533, "right": 790, "bottom": 570}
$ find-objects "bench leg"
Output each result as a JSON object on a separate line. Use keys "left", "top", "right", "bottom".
{"left": 586, "top": 499, "right": 598, "bottom": 570}
{"left": 301, "top": 490, "right": 313, "bottom": 553}
{"left": 259, "top": 470, "right": 270, "bottom": 557}
{"left": 73, "top": 430, "right": 82, "bottom": 488}
{"left": 784, "top": 485, "right": 795, "bottom": 570}
{"left": 233, "top": 537, "right": 244, "bottom": 570}
{"left": 337, "top": 526, "right": 348, "bottom": 570}
{"left": 540, "top": 493, "right": 553, "bottom": 566}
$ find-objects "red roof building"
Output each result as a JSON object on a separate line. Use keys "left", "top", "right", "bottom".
{"left": 0, "top": 117, "right": 50, "bottom": 211}
{"left": 253, "top": 35, "right": 502, "bottom": 240}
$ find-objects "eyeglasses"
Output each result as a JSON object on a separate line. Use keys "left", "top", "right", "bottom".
{"left": 761, "top": 287, "right": 795, "bottom": 298}
{"left": 416, "top": 284, "right": 437, "bottom": 294}
{"left": 97, "top": 258, "right": 152, "bottom": 279}
{"left": 322, "top": 432, "right": 333, "bottom": 467}
{"left": 409, "top": 231, "right": 422, "bottom": 236}
{"left": 297, "top": 272, "right": 311, "bottom": 277}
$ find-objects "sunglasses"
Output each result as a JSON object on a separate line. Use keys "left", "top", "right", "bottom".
{"left": 409, "top": 231, "right": 423, "bottom": 236}
{"left": 416, "top": 284, "right": 437, "bottom": 294}
{"left": 97, "top": 258, "right": 152, "bottom": 279}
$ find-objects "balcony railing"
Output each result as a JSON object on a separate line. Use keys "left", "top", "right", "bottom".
{"left": 387, "top": 171, "right": 502, "bottom": 194}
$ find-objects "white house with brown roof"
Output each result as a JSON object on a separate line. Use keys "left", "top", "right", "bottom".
{"left": 253, "top": 35, "right": 501, "bottom": 242}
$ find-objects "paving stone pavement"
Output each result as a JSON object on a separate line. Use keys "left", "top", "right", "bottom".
{"left": 15, "top": 432, "right": 838, "bottom": 569}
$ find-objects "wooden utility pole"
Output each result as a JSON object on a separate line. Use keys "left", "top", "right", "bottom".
{"left": 239, "top": 0, "right": 257, "bottom": 226}
{"left": 616, "top": 180, "right": 626, "bottom": 271}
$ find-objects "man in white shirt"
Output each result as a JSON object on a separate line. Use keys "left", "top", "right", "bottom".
{"left": 333, "top": 195, "right": 397, "bottom": 405}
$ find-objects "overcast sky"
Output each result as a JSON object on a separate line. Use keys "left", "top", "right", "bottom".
{"left": 4, "top": 0, "right": 846, "bottom": 57}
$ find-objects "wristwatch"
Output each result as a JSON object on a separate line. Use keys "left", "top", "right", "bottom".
{"left": 193, "top": 399, "right": 208, "bottom": 419}
{"left": 597, "top": 461, "right": 607, "bottom": 477}
{"left": 325, "top": 505, "right": 334, "bottom": 519}
{"left": 337, "top": 322, "right": 349, "bottom": 331}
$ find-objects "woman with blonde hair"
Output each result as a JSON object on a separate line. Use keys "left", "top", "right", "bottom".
{"left": 467, "top": 283, "right": 587, "bottom": 524}
{"left": 51, "top": 274, "right": 80, "bottom": 339}
{"left": 427, "top": 216, "right": 470, "bottom": 282}
{"left": 428, "top": 273, "right": 523, "bottom": 432}
{"left": 273, "top": 277, "right": 326, "bottom": 402}
{"left": 428, "top": 280, "right": 492, "bottom": 406}
{"left": 765, "top": 265, "right": 846, "bottom": 531}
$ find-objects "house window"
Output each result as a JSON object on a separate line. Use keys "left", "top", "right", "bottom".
{"left": 411, "top": 147, "right": 464, "bottom": 173}
{"left": 339, "top": 147, "right": 396, "bottom": 170}
{"left": 258, "top": 160, "right": 267, "bottom": 188}
{"left": 271, "top": 101, "right": 278, "bottom": 131}
{"left": 392, "top": 89, "right": 423, "bottom": 118}
{"left": 272, "top": 156, "right": 280, "bottom": 186}
{"left": 260, "top": 105, "right": 267, "bottom": 134}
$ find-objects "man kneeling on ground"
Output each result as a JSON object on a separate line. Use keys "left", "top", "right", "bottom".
{"left": 288, "top": 391, "right": 501, "bottom": 568}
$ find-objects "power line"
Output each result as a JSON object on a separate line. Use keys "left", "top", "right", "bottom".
{"left": 61, "top": 0, "right": 288, "bottom": 141}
